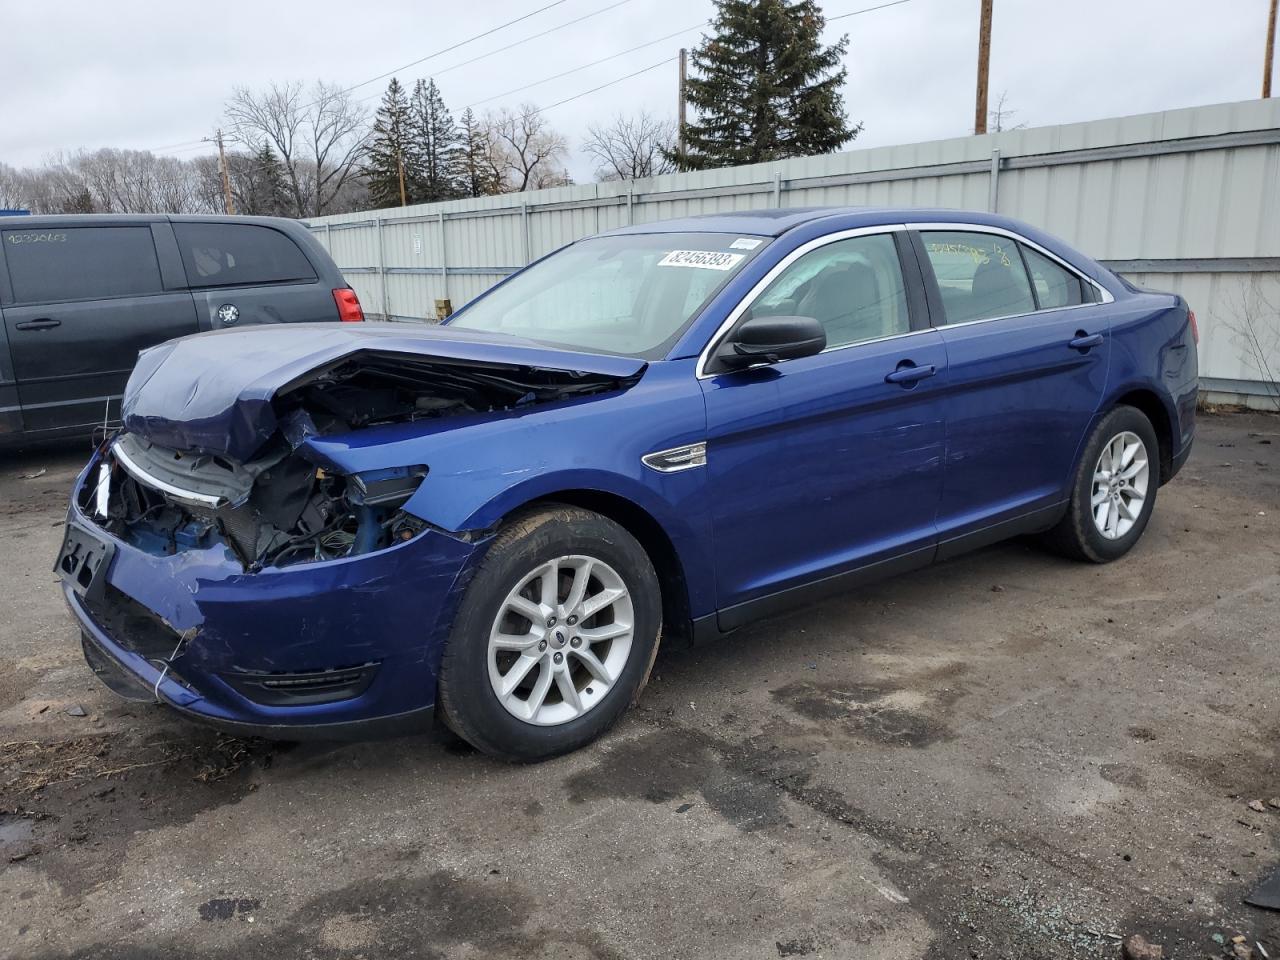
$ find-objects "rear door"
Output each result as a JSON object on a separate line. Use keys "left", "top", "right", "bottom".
{"left": 912, "top": 227, "right": 1111, "bottom": 552}
{"left": 2, "top": 223, "right": 199, "bottom": 433}
{"left": 0, "top": 252, "right": 19, "bottom": 439}
{"left": 172, "top": 221, "right": 336, "bottom": 330}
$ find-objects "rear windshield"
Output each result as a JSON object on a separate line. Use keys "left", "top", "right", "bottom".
{"left": 447, "top": 232, "right": 768, "bottom": 359}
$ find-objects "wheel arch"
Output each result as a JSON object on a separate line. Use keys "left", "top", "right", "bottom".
{"left": 1110, "top": 387, "right": 1174, "bottom": 484}
{"left": 517, "top": 489, "right": 695, "bottom": 646}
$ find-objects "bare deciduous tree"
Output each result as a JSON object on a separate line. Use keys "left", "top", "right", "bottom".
{"left": 225, "top": 81, "right": 369, "bottom": 217}
{"left": 989, "top": 91, "right": 1027, "bottom": 133}
{"left": 481, "top": 104, "right": 571, "bottom": 193}
{"left": 583, "top": 111, "right": 676, "bottom": 182}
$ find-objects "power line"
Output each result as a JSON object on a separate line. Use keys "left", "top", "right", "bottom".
{"left": 828, "top": 0, "right": 915, "bottom": 22}
{"left": 334, "top": 0, "right": 573, "bottom": 99}
{"left": 355, "top": 0, "right": 640, "bottom": 105}
{"left": 537, "top": 56, "right": 677, "bottom": 115}
{"left": 467, "top": 23, "right": 704, "bottom": 109}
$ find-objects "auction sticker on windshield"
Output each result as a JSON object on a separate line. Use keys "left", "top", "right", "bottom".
{"left": 658, "top": 249, "right": 746, "bottom": 271}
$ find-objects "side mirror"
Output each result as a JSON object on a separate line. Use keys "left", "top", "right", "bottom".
{"left": 714, "top": 315, "right": 826, "bottom": 371}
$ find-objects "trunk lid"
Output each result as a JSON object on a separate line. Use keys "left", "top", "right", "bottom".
{"left": 121, "top": 322, "right": 647, "bottom": 461}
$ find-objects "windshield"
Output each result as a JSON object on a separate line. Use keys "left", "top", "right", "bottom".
{"left": 447, "top": 232, "right": 768, "bottom": 358}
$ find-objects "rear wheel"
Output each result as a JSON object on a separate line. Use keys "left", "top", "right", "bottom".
{"left": 438, "top": 505, "right": 661, "bottom": 761}
{"left": 1043, "top": 405, "right": 1160, "bottom": 563}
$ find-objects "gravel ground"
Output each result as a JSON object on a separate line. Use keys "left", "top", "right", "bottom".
{"left": 0, "top": 410, "right": 1277, "bottom": 960}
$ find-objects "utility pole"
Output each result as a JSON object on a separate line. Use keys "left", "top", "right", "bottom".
{"left": 397, "top": 149, "right": 408, "bottom": 207}
{"left": 1265, "top": 0, "right": 1278, "bottom": 98}
{"left": 678, "top": 48, "right": 688, "bottom": 164}
{"left": 974, "top": 0, "right": 993, "bottom": 134}
{"left": 214, "top": 128, "right": 236, "bottom": 215}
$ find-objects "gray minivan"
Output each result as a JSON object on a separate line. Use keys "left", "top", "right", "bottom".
{"left": 0, "top": 214, "right": 361, "bottom": 447}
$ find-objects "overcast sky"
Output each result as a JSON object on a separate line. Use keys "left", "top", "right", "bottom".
{"left": 1, "top": 0, "right": 1274, "bottom": 182}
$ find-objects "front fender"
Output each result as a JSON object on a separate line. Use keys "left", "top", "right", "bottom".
{"left": 296, "top": 359, "right": 717, "bottom": 616}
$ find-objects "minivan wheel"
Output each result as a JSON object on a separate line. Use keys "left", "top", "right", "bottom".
{"left": 1042, "top": 405, "right": 1160, "bottom": 563}
{"left": 437, "top": 505, "right": 661, "bottom": 761}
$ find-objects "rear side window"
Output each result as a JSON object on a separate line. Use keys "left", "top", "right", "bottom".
{"left": 1021, "top": 244, "right": 1086, "bottom": 309}
{"left": 920, "top": 231, "right": 1036, "bottom": 324}
{"left": 173, "top": 223, "right": 316, "bottom": 288}
{"left": 3, "top": 226, "right": 163, "bottom": 304}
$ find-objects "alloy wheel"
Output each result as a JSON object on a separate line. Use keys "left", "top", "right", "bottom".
{"left": 1090, "top": 430, "right": 1150, "bottom": 540}
{"left": 486, "top": 554, "right": 635, "bottom": 726}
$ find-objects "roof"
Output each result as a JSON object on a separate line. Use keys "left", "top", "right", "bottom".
{"left": 0, "top": 213, "right": 303, "bottom": 229}
{"left": 603, "top": 207, "right": 1026, "bottom": 238}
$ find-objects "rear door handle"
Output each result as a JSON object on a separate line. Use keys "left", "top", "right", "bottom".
{"left": 14, "top": 318, "right": 60, "bottom": 331}
{"left": 885, "top": 363, "right": 937, "bottom": 385}
{"left": 1069, "top": 332, "right": 1104, "bottom": 351}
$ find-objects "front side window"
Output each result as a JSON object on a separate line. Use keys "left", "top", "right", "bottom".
{"left": 448, "top": 232, "right": 767, "bottom": 358}
{"left": 3, "top": 226, "right": 163, "bottom": 304}
{"left": 749, "top": 233, "right": 910, "bottom": 348}
{"left": 173, "top": 223, "right": 316, "bottom": 288}
{"left": 921, "top": 230, "right": 1036, "bottom": 324}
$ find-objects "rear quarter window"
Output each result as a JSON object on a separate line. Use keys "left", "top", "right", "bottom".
{"left": 173, "top": 223, "right": 316, "bottom": 288}
{"left": 3, "top": 226, "right": 163, "bottom": 304}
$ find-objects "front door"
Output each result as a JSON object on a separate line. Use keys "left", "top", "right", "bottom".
{"left": 912, "top": 228, "right": 1111, "bottom": 551}
{"left": 699, "top": 229, "right": 947, "bottom": 628}
{"left": 2, "top": 224, "right": 198, "bottom": 432}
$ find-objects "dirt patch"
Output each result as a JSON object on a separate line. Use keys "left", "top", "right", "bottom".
{"left": 770, "top": 678, "right": 957, "bottom": 748}
{"left": 38, "top": 871, "right": 626, "bottom": 960}
{"left": 0, "top": 729, "right": 285, "bottom": 895}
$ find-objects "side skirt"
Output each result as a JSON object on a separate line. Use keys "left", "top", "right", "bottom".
{"left": 691, "top": 502, "right": 1067, "bottom": 643}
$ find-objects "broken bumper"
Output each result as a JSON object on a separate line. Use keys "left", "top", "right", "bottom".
{"left": 62, "top": 456, "right": 484, "bottom": 739}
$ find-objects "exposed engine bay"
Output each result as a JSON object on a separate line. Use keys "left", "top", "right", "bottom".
{"left": 89, "top": 350, "right": 642, "bottom": 571}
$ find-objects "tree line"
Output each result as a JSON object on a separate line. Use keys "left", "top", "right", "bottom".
{"left": 0, "top": 0, "right": 859, "bottom": 218}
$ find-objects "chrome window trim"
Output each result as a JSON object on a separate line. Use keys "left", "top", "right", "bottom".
{"left": 911, "top": 221, "right": 1115, "bottom": 307}
{"left": 696, "top": 221, "right": 1114, "bottom": 379}
{"left": 696, "top": 224, "right": 910, "bottom": 379}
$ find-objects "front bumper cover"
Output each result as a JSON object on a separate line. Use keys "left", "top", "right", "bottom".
{"left": 62, "top": 452, "right": 486, "bottom": 739}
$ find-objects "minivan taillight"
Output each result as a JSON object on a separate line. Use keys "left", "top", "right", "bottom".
{"left": 334, "top": 287, "right": 364, "bottom": 322}
{"left": 1188, "top": 309, "right": 1199, "bottom": 345}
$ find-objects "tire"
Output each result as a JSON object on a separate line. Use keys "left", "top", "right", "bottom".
{"left": 437, "top": 505, "right": 662, "bottom": 761}
{"left": 1042, "top": 405, "right": 1161, "bottom": 563}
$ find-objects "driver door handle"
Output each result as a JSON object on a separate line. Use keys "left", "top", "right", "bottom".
{"left": 885, "top": 363, "right": 937, "bottom": 385}
{"left": 15, "top": 318, "right": 60, "bottom": 331}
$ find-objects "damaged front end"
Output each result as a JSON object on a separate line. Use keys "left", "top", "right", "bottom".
{"left": 97, "top": 328, "right": 646, "bottom": 572}
{"left": 97, "top": 432, "right": 427, "bottom": 571}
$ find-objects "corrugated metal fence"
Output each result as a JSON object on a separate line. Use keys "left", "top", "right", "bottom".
{"left": 307, "top": 98, "right": 1280, "bottom": 406}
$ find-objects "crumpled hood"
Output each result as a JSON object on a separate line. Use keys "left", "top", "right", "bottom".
{"left": 121, "top": 322, "right": 647, "bottom": 461}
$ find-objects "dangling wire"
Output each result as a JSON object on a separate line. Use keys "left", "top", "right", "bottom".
{"left": 152, "top": 628, "right": 196, "bottom": 703}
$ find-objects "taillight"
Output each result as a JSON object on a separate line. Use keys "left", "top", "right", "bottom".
{"left": 333, "top": 287, "right": 364, "bottom": 322}
{"left": 1188, "top": 309, "right": 1199, "bottom": 345}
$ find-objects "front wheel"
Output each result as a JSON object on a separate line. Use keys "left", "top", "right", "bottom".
{"left": 1043, "top": 405, "right": 1160, "bottom": 563}
{"left": 437, "top": 505, "right": 661, "bottom": 761}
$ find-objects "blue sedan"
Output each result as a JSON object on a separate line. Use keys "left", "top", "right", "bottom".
{"left": 58, "top": 208, "right": 1198, "bottom": 759}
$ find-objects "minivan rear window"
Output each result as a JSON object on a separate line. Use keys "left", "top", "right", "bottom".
{"left": 173, "top": 223, "right": 316, "bottom": 288}
{"left": 3, "top": 226, "right": 164, "bottom": 304}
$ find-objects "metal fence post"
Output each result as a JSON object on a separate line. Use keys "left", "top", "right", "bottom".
{"left": 375, "top": 216, "right": 388, "bottom": 320}
{"left": 988, "top": 149, "right": 1001, "bottom": 212}
{"left": 325, "top": 222, "right": 332, "bottom": 252}
{"left": 626, "top": 184, "right": 634, "bottom": 225}
{"left": 438, "top": 211, "right": 449, "bottom": 300}
{"left": 773, "top": 171, "right": 783, "bottom": 207}
{"left": 521, "top": 203, "right": 530, "bottom": 264}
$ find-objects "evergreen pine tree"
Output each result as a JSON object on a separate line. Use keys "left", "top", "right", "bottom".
{"left": 459, "top": 108, "right": 500, "bottom": 198}
{"left": 362, "top": 77, "right": 413, "bottom": 208}
{"left": 241, "top": 145, "right": 290, "bottom": 216}
{"left": 407, "top": 79, "right": 465, "bottom": 202}
{"left": 676, "top": 0, "right": 859, "bottom": 170}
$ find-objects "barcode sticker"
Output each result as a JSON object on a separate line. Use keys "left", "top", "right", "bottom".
{"left": 657, "top": 250, "right": 746, "bottom": 271}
